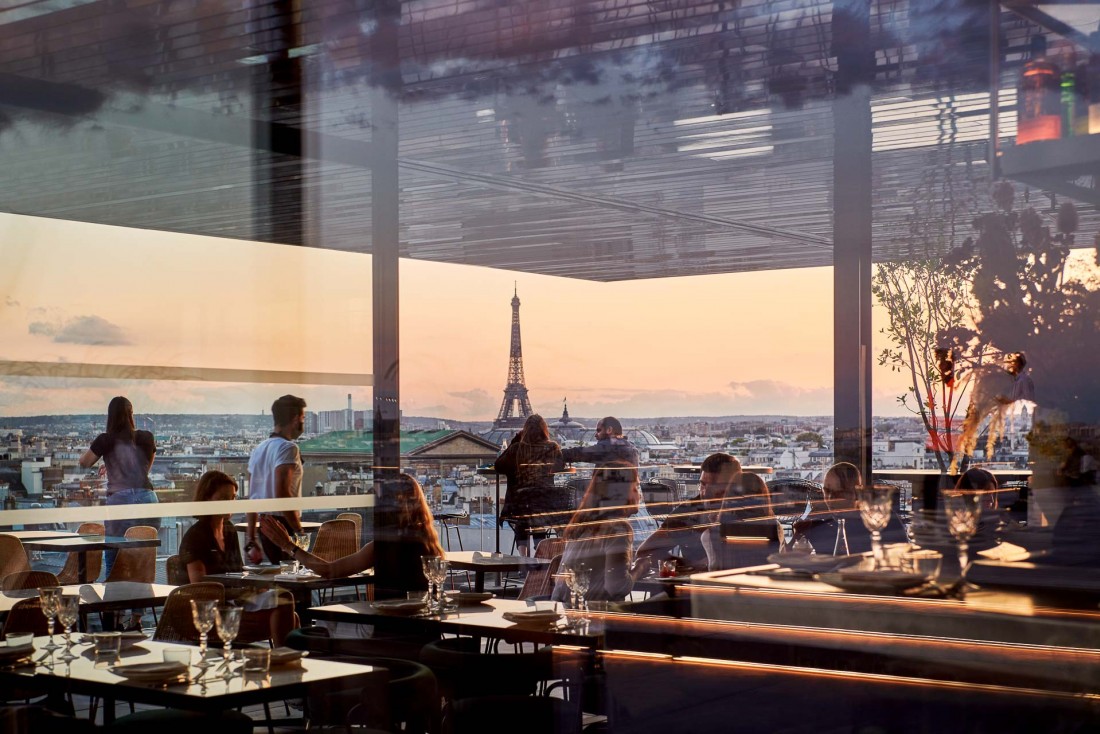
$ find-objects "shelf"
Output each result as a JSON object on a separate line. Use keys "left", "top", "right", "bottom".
{"left": 1000, "top": 134, "right": 1100, "bottom": 206}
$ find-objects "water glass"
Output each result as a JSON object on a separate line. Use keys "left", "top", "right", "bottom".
{"left": 293, "top": 534, "right": 311, "bottom": 551}
{"left": 163, "top": 648, "right": 192, "bottom": 666}
{"left": 903, "top": 549, "right": 943, "bottom": 580}
{"left": 5, "top": 632, "right": 33, "bottom": 649}
{"left": 92, "top": 631, "right": 121, "bottom": 661}
{"left": 242, "top": 648, "right": 270, "bottom": 674}
{"left": 279, "top": 560, "right": 300, "bottom": 576}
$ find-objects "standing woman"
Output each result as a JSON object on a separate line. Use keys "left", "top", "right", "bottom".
{"left": 495, "top": 414, "right": 565, "bottom": 555}
{"left": 80, "top": 396, "right": 158, "bottom": 577}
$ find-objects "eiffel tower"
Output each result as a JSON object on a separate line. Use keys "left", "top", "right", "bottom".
{"left": 493, "top": 287, "right": 534, "bottom": 429}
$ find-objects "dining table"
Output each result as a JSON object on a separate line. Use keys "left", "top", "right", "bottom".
{"left": 0, "top": 636, "right": 383, "bottom": 724}
{"left": 19, "top": 535, "right": 162, "bottom": 583}
{"left": 0, "top": 530, "right": 87, "bottom": 541}
{"left": 204, "top": 569, "right": 373, "bottom": 624}
{"left": 444, "top": 551, "right": 549, "bottom": 593}
{"left": 309, "top": 597, "right": 603, "bottom": 649}
{"left": 0, "top": 582, "right": 176, "bottom": 617}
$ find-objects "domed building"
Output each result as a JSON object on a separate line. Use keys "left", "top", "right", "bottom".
{"left": 548, "top": 399, "right": 587, "bottom": 442}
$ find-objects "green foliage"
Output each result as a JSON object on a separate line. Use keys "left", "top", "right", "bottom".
{"left": 795, "top": 431, "right": 823, "bottom": 446}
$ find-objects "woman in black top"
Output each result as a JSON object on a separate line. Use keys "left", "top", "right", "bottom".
{"left": 495, "top": 414, "right": 566, "bottom": 555}
{"left": 180, "top": 471, "right": 293, "bottom": 644}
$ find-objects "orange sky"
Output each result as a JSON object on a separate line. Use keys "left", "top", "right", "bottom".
{"left": 1, "top": 212, "right": 921, "bottom": 420}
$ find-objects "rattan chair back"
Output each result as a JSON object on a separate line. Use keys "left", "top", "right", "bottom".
{"left": 1, "top": 597, "right": 52, "bottom": 637}
{"left": 2, "top": 570, "right": 60, "bottom": 591}
{"left": 165, "top": 554, "right": 190, "bottom": 585}
{"left": 312, "top": 519, "right": 358, "bottom": 562}
{"left": 336, "top": 512, "right": 363, "bottom": 543}
{"left": 152, "top": 582, "right": 225, "bottom": 643}
{"left": 56, "top": 522, "right": 105, "bottom": 584}
{"left": 0, "top": 536, "right": 31, "bottom": 580}
{"left": 105, "top": 526, "right": 158, "bottom": 583}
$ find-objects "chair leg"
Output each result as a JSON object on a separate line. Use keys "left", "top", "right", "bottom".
{"left": 262, "top": 702, "right": 275, "bottom": 734}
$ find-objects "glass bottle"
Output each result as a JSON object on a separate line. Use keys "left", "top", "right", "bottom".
{"left": 1058, "top": 42, "right": 1077, "bottom": 138}
{"left": 1017, "top": 35, "right": 1061, "bottom": 144}
{"left": 1088, "top": 32, "right": 1100, "bottom": 134}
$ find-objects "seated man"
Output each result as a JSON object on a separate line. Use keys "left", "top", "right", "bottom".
{"left": 631, "top": 453, "right": 742, "bottom": 579}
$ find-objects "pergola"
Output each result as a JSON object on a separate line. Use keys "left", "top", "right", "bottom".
{"left": 1, "top": 0, "right": 1094, "bottom": 481}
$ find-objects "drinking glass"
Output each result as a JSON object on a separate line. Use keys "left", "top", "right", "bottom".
{"left": 190, "top": 599, "right": 217, "bottom": 668}
{"left": 570, "top": 564, "right": 591, "bottom": 620}
{"left": 428, "top": 557, "right": 450, "bottom": 610}
{"left": 215, "top": 606, "right": 242, "bottom": 673}
{"left": 293, "top": 534, "right": 311, "bottom": 552}
{"left": 56, "top": 595, "right": 80, "bottom": 662}
{"left": 421, "top": 556, "right": 439, "bottom": 612}
{"left": 944, "top": 491, "right": 981, "bottom": 571}
{"left": 561, "top": 567, "right": 579, "bottom": 610}
{"left": 856, "top": 484, "right": 896, "bottom": 569}
{"left": 38, "top": 586, "right": 62, "bottom": 652}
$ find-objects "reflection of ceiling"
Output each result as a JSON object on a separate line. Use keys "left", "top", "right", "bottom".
{"left": 0, "top": 0, "right": 1097, "bottom": 281}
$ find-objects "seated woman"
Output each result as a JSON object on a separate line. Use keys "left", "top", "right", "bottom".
{"left": 798, "top": 462, "right": 908, "bottom": 555}
{"left": 262, "top": 473, "right": 444, "bottom": 599}
{"left": 551, "top": 463, "right": 639, "bottom": 603}
{"left": 178, "top": 470, "right": 294, "bottom": 645}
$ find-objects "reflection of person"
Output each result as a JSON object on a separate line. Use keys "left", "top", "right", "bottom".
{"left": 996, "top": 352, "right": 1035, "bottom": 404}
{"left": 262, "top": 473, "right": 444, "bottom": 598}
{"left": 955, "top": 467, "right": 1000, "bottom": 510}
{"left": 1057, "top": 437, "right": 1097, "bottom": 488}
{"left": 247, "top": 395, "right": 307, "bottom": 564}
{"left": 495, "top": 414, "right": 566, "bottom": 555}
{"left": 552, "top": 463, "right": 639, "bottom": 603}
{"left": 798, "top": 463, "right": 907, "bottom": 555}
{"left": 561, "top": 416, "right": 639, "bottom": 467}
{"left": 79, "top": 396, "right": 158, "bottom": 577}
{"left": 180, "top": 471, "right": 294, "bottom": 645}
{"left": 631, "top": 454, "right": 742, "bottom": 578}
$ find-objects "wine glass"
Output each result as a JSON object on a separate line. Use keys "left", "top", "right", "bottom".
{"left": 56, "top": 595, "right": 80, "bottom": 662}
{"left": 215, "top": 606, "right": 242, "bottom": 674}
{"left": 570, "top": 564, "right": 591, "bottom": 620}
{"left": 856, "top": 484, "right": 896, "bottom": 569}
{"left": 944, "top": 491, "right": 981, "bottom": 572}
{"left": 420, "top": 556, "right": 439, "bottom": 611}
{"left": 561, "top": 567, "right": 579, "bottom": 610}
{"left": 38, "top": 586, "right": 63, "bottom": 652}
{"left": 190, "top": 599, "right": 217, "bottom": 669}
{"left": 428, "top": 557, "right": 450, "bottom": 610}
{"left": 293, "top": 534, "right": 311, "bottom": 551}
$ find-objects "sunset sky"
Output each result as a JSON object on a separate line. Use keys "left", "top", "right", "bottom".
{"left": 0, "top": 212, "right": 917, "bottom": 421}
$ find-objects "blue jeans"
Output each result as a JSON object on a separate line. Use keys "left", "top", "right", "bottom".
{"left": 104, "top": 488, "right": 159, "bottom": 579}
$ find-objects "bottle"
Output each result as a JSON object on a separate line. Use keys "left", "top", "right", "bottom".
{"left": 1058, "top": 41, "right": 1076, "bottom": 137}
{"left": 1017, "top": 35, "right": 1062, "bottom": 144}
{"left": 1076, "top": 60, "right": 1090, "bottom": 136}
{"left": 1089, "top": 32, "right": 1100, "bottom": 134}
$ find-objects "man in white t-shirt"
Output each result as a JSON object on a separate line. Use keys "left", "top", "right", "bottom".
{"left": 247, "top": 395, "right": 307, "bottom": 563}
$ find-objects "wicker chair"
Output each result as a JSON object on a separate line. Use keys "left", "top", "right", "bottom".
{"left": 105, "top": 526, "right": 158, "bottom": 583}
{"left": 1, "top": 597, "right": 52, "bottom": 637}
{"left": 312, "top": 519, "right": 358, "bottom": 562}
{"left": 518, "top": 537, "right": 566, "bottom": 600}
{"left": 152, "top": 582, "right": 225, "bottom": 643}
{"left": 336, "top": 512, "right": 363, "bottom": 543}
{"left": 0, "top": 535, "right": 31, "bottom": 580}
{"left": 165, "top": 554, "right": 189, "bottom": 585}
{"left": 2, "top": 570, "right": 60, "bottom": 592}
{"left": 56, "top": 523, "right": 105, "bottom": 585}
{"left": 236, "top": 587, "right": 297, "bottom": 646}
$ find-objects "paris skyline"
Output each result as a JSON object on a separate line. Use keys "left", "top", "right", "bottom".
{"left": 1, "top": 212, "right": 915, "bottom": 420}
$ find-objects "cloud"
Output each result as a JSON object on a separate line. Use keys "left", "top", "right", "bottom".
{"left": 445, "top": 388, "right": 497, "bottom": 418}
{"left": 30, "top": 315, "right": 131, "bottom": 346}
{"left": 3, "top": 297, "right": 17, "bottom": 307}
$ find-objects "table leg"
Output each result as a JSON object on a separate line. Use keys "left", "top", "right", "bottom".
{"left": 474, "top": 571, "right": 485, "bottom": 594}
{"left": 495, "top": 475, "right": 501, "bottom": 554}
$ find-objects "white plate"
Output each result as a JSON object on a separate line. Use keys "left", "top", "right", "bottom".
{"left": 0, "top": 642, "right": 34, "bottom": 664}
{"left": 373, "top": 599, "right": 428, "bottom": 615}
{"left": 109, "top": 661, "right": 188, "bottom": 682}
{"left": 502, "top": 611, "right": 562, "bottom": 627}
{"left": 446, "top": 591, "right": 494, "bottom": 605}
{"left": 270, "top": 647, "right": 307, "bottom": 666}
{"left": 244, "top": 565, "right": 281, "bottom": 575}
{"left": 766, "top": 553, "right": 861, "bottom": 574}
{"left": 817, "top": 570, "right": 929, "bottom": 595}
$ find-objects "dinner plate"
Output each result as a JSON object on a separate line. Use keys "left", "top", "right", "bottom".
{"left": 0, "top": 642, "right": 34, "bottom": 664}
{"left": 502, "top": 610, "right": 562, "bottom": 628}
{"left": 270, "top": 647, "right": 308, "bottom": 666}
{"left": 817, "top": 570, "right": 929, "bottom": 595}
{"left": 109, "top": 661, "right": 189, "bottom": 682}
{"left": 119, "top": 630, "right": 148, "bottom": 650}
{"left": 244, "top": 565, "right": 281, "bottom": 575}
{"left": 446, "top": 591, "right": 494, "bottom": 605}
{"left": 373, "top": 599, "right": 428, "bottom": 616}
{"left": 766, "top": 553, "right": 862, "bottom": 574}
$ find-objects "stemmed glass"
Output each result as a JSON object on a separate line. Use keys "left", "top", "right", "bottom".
{"left": 292, "top": 535, "right": 311, "bottom": 573}
{"left": 215, "top": 606, "right": 242, "bottom": 675}
{"left": 428, "top": 557, "right": 450, "bottom": 611}
{"left": 56, "top": 595, "right": 80, "bottom": 662}
{"left": 569, "top": 564, "right": 591, "bottom": 621}
{"left": 856, "top": 484, "right": 897, "bottom": 569}
{"left": 421, "top": 556, "right": 439, "bottom": 611}
{"left": 38, "top": 586, "right": 62, "bottom": 652}
{"left": 944, "top": 491, "right": 981, "bottom": 572}
{"left": 190, "top": 599, "right": 217, "bottom": 669}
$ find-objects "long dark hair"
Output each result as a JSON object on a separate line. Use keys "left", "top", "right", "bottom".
{"left": 564, "top": 462, "right": 639, "bottom": 540}
{"left": 193, "top": 470, "right": 237, "bottom": 521}
{"left": 106, "top": 396, "right": 136, "bottom": 441}
{"left": 388, "top": 474, "right": 445, "bottom": 557}
{"left": 519, "top": 414, "right": 550, "bottom": 445}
